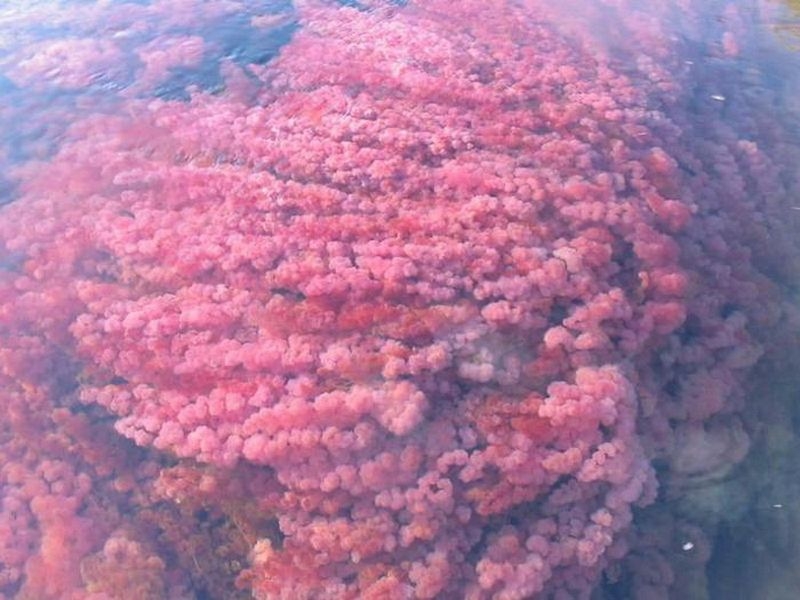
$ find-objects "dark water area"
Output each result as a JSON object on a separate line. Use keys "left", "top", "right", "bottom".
{"left": 0, "top": 1, "right": 799, "bottom": 599}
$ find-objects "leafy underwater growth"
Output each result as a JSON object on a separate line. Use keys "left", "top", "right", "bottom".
{"left": 0, "top": 0, "right": 799, "bottom": 598}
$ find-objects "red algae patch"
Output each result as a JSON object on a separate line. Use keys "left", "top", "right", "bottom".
{"left": 0, "top": 0, "right": 799, "bottom": 598}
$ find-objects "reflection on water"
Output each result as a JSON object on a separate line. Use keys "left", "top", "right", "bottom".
{"left": 772, "top": 0, "right": 800, "bottom": 49}
{"left": 0, "top": 1, "right": 798, "bottom": 599}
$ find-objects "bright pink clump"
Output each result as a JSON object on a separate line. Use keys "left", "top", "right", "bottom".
{"left": 0, "top": 0, "right": 799, "bottom": 598}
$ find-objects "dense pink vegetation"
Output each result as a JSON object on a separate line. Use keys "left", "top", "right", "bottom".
{"left": 1, "top": 0, "right": 799, "bottom": 598}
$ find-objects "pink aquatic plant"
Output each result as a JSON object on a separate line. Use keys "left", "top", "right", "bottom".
{"left": 0, "top": 0, "right": 799, "bottom": 598}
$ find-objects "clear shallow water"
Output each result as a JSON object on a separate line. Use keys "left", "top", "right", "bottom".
{"left": 0, "top": 1, "right": 798, "bottom": 599}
